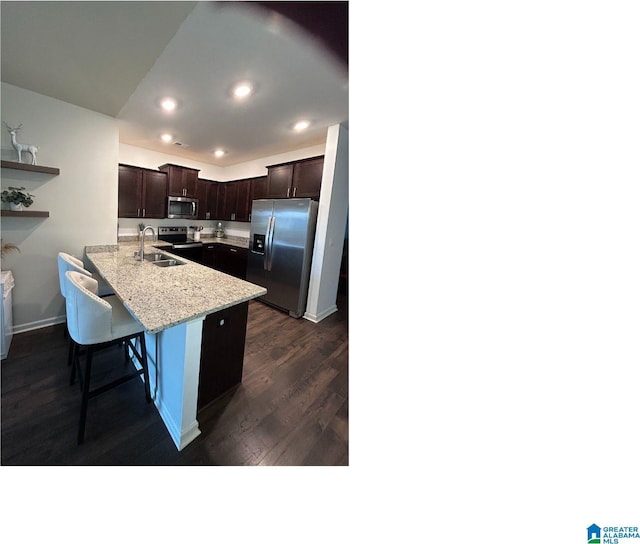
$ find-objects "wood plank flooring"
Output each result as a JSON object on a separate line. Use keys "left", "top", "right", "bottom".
{"left": 0, "top": 294, "right": 348, "bottom": 465}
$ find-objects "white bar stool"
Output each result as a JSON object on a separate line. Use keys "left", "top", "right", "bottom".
{"left": 57, "top": 252, "right": 116, "bottom": 366}
{"left": 64, "top": 270, "right": 151, "bottom": 444}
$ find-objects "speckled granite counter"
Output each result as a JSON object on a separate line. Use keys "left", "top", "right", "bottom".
{"left": 84, "top": 241, "right": 265, "bottom": 451}
{"left": 86, "top": 241, "right": 264, "bottom": 333}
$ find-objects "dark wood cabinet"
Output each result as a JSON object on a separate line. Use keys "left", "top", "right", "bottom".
{"left": 216, "top": 179, "right": 252, "bottom": 221}
{"left": 235, "top": 180, "right": 251, "bottom": 222}
{"left": 159, "top": 163, "right": 200, "bottom": 198}
{"left": 250, "top": 175, "right": 269, "bottom": 202}
{"left": 118, "top": 164, "right": 141, "bottom": 218}
{"left": 196, "top": 178, "right": 219, "bottom": 220}
{"left": 201, "top": 243, "right": 248, "bottom": 279}
{"left": 142, "top": 170, "right": 168, "bottom": 218}
{"left": 217, "top": 181, "right": 237, "bottom": 220}
{"left": 118, "top": 164, "right": 167, "bottom": 218}
{"left": 198, "top": 301, "right": 249, "bottom": 411}
{"left": 266, "top": 163, "right": 293, "bottom": 198}
{"left": 292, "top": 156, "right": 324, "bottom": 198}
{"left": 202, "top": 244, "right": 216, "bottom": 268}
{"left": 266, "top": 156, "right": 323, "bottom": 199}
{"left": 215, "top": 244, "right": 248, "bottom": 279}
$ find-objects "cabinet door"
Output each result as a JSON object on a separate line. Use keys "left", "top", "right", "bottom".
{"left": 266, "top": 163, "right": 293, "bottom": 198}
{"left": 215, "top": 245, "right": 248, "bottom": 279}
{"left": 250, "top": 175, "right": 268, "bottom": 202}
{"left": 219, "top": 181, "right": 239, "bottom": 220}
{"left": 249, "top": 176, "right": 268, "bottom": 222}
{"left": 206, "top": 182, "right": 219, "bottom": 220}
{"left": 141, "top": 170, "right": 167, "bottom": 218}
{"left": 182, "top": 168, "right": 198, "bottom": 197}
{"left": 235, "top": 180, "right": 251, "bottom": 222}
{"left": 198, "top": 302, "right": 249, "bottom": 410}
{"left": 201, "top": 245, "right": 216, "bottom": 268}
{"left": 161, "top": 164, "right": 199, "bottom": 197}
{"left": 165, "top": 166, "right": 184, "bottom": 196}
{"left": 292, "top": 157, "right": 323, "bottom": 199}
{"left": 196, "top": 179, "right": 209, "bottom": 219}
{"left": 118, "top": 165, "right": 142, "bottom": 218}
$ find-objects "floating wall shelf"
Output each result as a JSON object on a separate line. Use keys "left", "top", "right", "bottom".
{"left": 1, "top": 160, "right": 60, "bottom": 176}
{"left": 0, "top": 210, "right": 50, "bottom": 218}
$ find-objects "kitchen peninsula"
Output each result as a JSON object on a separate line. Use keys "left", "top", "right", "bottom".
{"left": 85, "top": 241, "right": 266, "bottom": 450}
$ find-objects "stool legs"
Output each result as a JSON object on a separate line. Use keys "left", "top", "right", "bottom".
{"left": 77, "top": 347, "right": 93, "bottom": 445}
{"left": 73, "top": 333, "right": 151, "bottom": 445}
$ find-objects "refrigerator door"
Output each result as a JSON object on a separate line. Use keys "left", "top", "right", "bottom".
{"left": 246, "top": 199, "right": 274, "bottom": 291}
{"left": 268, "top": 198, "right": 317, "bottom": 317}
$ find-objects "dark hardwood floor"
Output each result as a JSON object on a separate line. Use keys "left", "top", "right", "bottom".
{"left": 1, "top": 294, "right": 348, "bottom": 465}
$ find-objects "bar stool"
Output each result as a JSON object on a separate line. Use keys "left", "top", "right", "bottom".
{"left": 57, "top": 252, "right": 115, "bottom": 366}
{"left": 64, "top": 270, "right": 151, "bottom": 444}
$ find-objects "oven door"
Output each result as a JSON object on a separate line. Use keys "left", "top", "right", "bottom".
{"left": 167, "top": 197, "right": 198, "bottom": 219}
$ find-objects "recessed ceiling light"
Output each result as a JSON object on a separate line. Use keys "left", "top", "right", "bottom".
{"left": 160, "top": 97, "right": 177, "bottom": 112}
{"left": 232, "top": 82, "right": 253, "bottom": 99}
{"left": 161, "top": 133, "right": 173, "bottom": 143}
{"left": 293, "top": 120, "right": 311, "bottom": 131}
{"left": 213, "top": 149, "right": 226, "bottom": 158}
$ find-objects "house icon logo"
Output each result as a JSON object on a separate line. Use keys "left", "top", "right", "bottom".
{"left": 587, "top": 524, "right": 601, "bottom": 544}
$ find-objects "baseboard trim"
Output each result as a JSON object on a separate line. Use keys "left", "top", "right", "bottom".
{"left": 303, "top": 304, "right": 338, "bottom": 323}
{"left": 12, "top": 315, "right": 66, "bottom": 335}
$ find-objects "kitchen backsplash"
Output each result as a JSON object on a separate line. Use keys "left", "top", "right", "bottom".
{"left": 117, "top": 217, "right": 250, "bottom": 239}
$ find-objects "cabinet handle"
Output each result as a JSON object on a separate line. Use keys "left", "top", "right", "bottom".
{"left": 286, "top": 187, "right": 290, "bottom": 198}
{"left": 137, "top": 208, "right": 140, "bottom": 217}
{"left": 143, "top": 208, "right": 146, "bottom": 217}
{"left": 293, "top": 187, "right": 297, "bottom": 197}
{"left": 230, "top": 248, "right": 237, "bottom": 253}
{"left": 231, "top": 213, "right": 236, "bottom": 221}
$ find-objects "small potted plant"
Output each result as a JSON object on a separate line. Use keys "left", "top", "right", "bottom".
{"left": 1, "top": 186, "right": 34, "bottom": 211}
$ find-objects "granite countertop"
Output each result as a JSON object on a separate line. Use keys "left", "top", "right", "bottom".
{"left": 85, "top": 241, "right": 266, "bottom": 333}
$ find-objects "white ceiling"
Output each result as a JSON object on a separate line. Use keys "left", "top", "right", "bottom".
{"left": 0, "top": 1, "right": 349, "bottom": 166}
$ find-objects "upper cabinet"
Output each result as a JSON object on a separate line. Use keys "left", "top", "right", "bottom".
{"left": 250, "top": 175, "right": 269, "bottom": 202}
{"left": 196, "top": 178, "right": 220, "bottom": 220}
{"left": 118, "top": 164, "right": 167, "bottom": 219}
{"left": 159, "top": 163, "right": 200, "bottom": 198}
{"left": 266, "top": 156, "right": 324, "bottom": 200}
{"left": 217, "top": 179, "right": 252, "bottom": 221}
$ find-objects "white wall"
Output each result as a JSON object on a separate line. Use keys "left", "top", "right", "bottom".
{"left": 1, "top": 83, "right": 119, "bottom": 332}
{"left": 119, "top": 141, "right": 325, "bottom": 182}
{"left": 305, "top": 123, "right": 349, "bottom": 322}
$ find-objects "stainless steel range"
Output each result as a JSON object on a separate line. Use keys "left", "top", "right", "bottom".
{"left": 157, "top": 226, "right": 203, "bottom": 262}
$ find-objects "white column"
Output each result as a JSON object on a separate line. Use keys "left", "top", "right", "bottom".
{"left": 144, "top": 318, "right": 204, "bottom": 450}
{"left": 305, "top": 122, "right": 349, "bottom": 322}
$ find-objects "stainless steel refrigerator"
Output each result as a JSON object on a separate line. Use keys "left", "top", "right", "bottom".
{"left": 247, "top": 198, "right": 318, "bottom": 318}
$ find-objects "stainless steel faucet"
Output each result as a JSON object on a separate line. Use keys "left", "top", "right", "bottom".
{"left": 136, "top": 226, "right": 156, "bottom": 261}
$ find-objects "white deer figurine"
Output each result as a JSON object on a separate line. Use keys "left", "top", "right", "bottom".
{"left": 4, "top": 122, "right": 38, "bottom": 165}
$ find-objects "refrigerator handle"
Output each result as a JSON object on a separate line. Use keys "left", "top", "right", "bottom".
{"left": 265, "top": 215, "right": 274, "bottom": 271}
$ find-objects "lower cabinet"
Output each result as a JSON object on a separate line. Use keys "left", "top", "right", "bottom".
{"left": 202, "top": 243, "right": 248, "bottom": 279}
{"left": 198, "top": 302, "right": 249, "bottom": 411}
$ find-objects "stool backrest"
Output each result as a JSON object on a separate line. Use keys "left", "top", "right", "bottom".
{"left": 58, "top": 252, "right": 91, "bottom": 299}
{"left": 65, "top": 270, "right": 113, "bottom": 345}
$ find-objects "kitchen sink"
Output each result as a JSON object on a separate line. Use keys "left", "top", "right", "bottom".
{"left": 142, "top": 252, "right": 185, "bottom": 267}
{"left": 152, "top": 259, "right": 185, "bottom": 267}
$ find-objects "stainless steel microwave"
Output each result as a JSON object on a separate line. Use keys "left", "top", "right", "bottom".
{"left": 167, "top": 196, "right": 198, "bottom": 219}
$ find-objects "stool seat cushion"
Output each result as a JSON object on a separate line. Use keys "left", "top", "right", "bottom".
{"left": 65, "top": 271, "right": 143, "bottom": 346}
